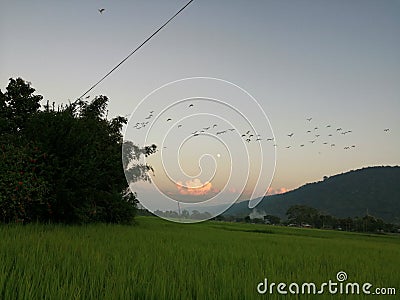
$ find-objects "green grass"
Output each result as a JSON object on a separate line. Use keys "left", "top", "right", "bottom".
{"left": 1, "top": 217, "right": 399, "bottom": 299}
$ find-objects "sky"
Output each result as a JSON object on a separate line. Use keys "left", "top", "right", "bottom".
{"left": 1, "top": 0, "right": 399, "bottom": 214}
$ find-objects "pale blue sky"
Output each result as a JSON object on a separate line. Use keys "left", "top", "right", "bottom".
{"left": 1, "top": 0, "right": 399, "bottom": 210}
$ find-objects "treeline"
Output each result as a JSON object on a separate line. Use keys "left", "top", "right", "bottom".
{"left": 219, "top": 205, "right": 400, "bottom": 234}
{"left": 139, "top": 209, "right": 212, "bottom": 221}
{"left": 0, "top": 78, "right": 156, "bottom": 224}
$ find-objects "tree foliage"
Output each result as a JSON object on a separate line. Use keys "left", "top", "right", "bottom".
{"left": 0, "top": 78, "right": 156, "bottom": 224}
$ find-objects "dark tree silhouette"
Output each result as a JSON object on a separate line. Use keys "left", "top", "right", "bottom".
{"left": 0, "top": 78, "right": 156, "bottom": 224}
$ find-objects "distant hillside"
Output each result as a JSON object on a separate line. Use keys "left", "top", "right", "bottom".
{"left": 223, "top": 166, "right": 400, "bottom": 223}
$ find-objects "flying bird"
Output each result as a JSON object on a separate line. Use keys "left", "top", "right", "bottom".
{"left": 167, "top": 118, "right": 172, "bottom": 122}
{"left": 306, "top": 118, "right": 312, "bottom": 122}
{"left": 246, "top": 130, "right": 250, "bottom": 134}
{"left": 98, "top": 8, "right": 105, "bottom": 14}
{"left": 189, "top": 104, "right": 194, "bottom": 108}
{"left": 307, "top": 130, "right": 311, "bottom": 133}
{"left": 384, "top": 128, "right": 390, "bottom": 132}
{"left": 300, "top": 144, "right": 304, "bottom": 147}
{"left": 266, "top": 138, "right": 274, "bottom": 141}
{"left": 213, "top": 124, "right": 218, "bottom": 128}
{"left": 286, "top": 146, "right": 291, "bottom": 149}
{"left": 241, "top": 134, "right": 246, "bottom": 137}
{"left": 287, "top": 133, "right": 294, "bottom": 137}
{"left": 336, "top": 128, "right": 342, "bottom": 131}
{"left": 326, "top": 125, "right": 331, "bottom": 128}
{"left": 177, "top": 125, "right": 182, "bottom": 128}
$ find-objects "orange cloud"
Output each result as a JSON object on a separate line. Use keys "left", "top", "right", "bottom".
{"left": 267, "top": 187, "right": 289, "bottom": 195}
{"left": 176, "top": 178, "right": 213, "bottom": 196}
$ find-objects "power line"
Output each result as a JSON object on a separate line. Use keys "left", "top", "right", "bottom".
{"left": 77, "top": 0, "right": 195, "bottom": 101}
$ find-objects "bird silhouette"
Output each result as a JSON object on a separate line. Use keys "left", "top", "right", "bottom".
{"left": 98, "top": 8, "right": 105, "bottom": 14}
{"left": 307, "top": 130, "right": 311, "bottom": 133}
{"left": 306, "top": 118, "right": 312, "bottom": 122}
{"left": 326, "top": 125, "right": 331, "bottom": 128}
{"left": 300, "top": 144, "right": 304, "bottom": 147}
{"left": 189, "top": 104, "right": 194, "bottom": 108}
{"left": 286, "top": 146, "right": 291, "bottom": 149}
{"left": 384, "top": 128, "right": 390, "bottom": 132}
{"left": 336, "top": 128, "right": 342, "bottom": 131}
{"left": 287, "top": 133, "right": 294, "bottom": 137}
{"left": 167, "top": 118, "right": 172, "bottom": 122}
{"left": 241, "top": 134, "right": 246, "bottom": 137}
{"left": 213, "top": 124, "right": 218, "bottom": 128}
{"left": 266, "top": 138, "right": 274, "bottom": 141}
{"left": 177, "top": 125, "right": 182, "bottom": 128}
{"left": 246, "top": 130, "right": 250, "bottom": 134}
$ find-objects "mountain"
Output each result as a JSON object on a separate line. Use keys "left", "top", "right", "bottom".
{"left": 223, "top": 166, "right": 400, "bottom": 223}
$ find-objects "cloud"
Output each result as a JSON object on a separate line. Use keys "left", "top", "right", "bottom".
{"left": 266, "top": 187, "right": 289, "bottom": 195}
{"left": 176, "top": 178, "right": 213, "bottom": 196}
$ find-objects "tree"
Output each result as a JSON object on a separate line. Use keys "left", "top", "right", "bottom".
{"left": 181, "top": 209, "right": 190, "bottom": 219}
{"left": 264, "top": 215, "right": 281, "bottom": 225}
{"left": 0, "top": 78, "right": 156, "bottom": 224}
{"left": 286, "top": 205, "right": 319, "bottom": 225}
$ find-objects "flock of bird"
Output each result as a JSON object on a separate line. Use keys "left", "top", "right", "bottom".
{"left": 280, "top": 117, "right": 391, "bottom": 152}
{"left": 130, "top": 103, "right": 392, "bottom": 155}
{"left": 93, "top": 5, "right": 393, "bottom": 155}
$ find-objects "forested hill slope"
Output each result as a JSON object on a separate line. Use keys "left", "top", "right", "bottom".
{"left": 224, "top": 166, "right": 400, "bottom": 223}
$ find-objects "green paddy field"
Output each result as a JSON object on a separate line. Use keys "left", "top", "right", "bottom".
{"left": 1, "top": 216, "right": 399, "bottom": 299}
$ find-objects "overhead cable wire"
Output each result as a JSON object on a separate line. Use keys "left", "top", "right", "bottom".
{"left": 77, "top": 0, "right": 195, "bottom": 101}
